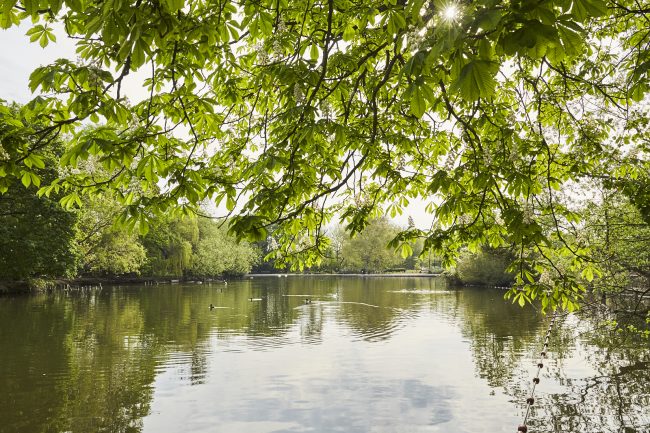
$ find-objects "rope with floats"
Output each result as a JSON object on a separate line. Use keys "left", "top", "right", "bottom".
{"left": 516, "top": 311, "right": 558, "bottom": 433}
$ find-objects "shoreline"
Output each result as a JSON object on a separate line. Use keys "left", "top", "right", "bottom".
{"left": 1, "top": 273, "right": 446, "bottom": 295}
{"left": 246, "top": 272, "right": 444, "bottom": 278}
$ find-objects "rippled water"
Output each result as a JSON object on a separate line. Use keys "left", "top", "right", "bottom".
{"left": 0, "top": 276, "right": 648, "bottom": 433}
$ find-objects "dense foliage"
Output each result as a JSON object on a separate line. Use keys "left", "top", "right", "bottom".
{"left": 191, "top": 217, "right": 259, "bottom": 277}
{"left": 580, "top": 189, "right": 650, "bottom": 335}
{"left": 455, "top": 248, "right": 515, "bottom": 286}
{"left": 77, "top": 193, "right": 148, "bottom": 275}
{"left": 321, "top": 217, "right": 424, "bottom": 273}
{"left": 0, "top": 113, "right": 79, "bottom": 280}
{"left": 1, "top": 0, "right": 649, "bottom": 309}
{"left": 141, "top": 215, "right": 199, "bottom": 276}
{"left": 0, "top": 139, "right": 259, "bottom": 280}
{"left": 0, "top": 171, "right": 80, "bottom": 280}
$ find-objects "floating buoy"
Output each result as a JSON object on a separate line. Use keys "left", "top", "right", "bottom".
{"left": 515, "top": 311, "right": 558, "bottom": 433}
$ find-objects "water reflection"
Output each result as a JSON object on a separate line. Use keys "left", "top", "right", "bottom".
{"left": 0, "top": 276, "right": 647, "bottom": 433}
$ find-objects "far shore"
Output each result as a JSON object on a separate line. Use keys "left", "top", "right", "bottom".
{"left": 246, "top": 273, "right": 444, "bottom": 278}
{"left": 1, "top": 272, "right": 446, "bottom": 294}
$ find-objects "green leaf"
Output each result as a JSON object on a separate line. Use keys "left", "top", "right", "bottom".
{"left": 26, "top": 24, "right": 43, "bottom": 41}
{"left": 39, "top": 33, "right": 48, "bottom": 48}
{"left": 410, "top": 85, "right": 427, "bottom": 118}
{"left": 23, "top": 0, "right": 37, "bottom": 15}
{"left": 572, "top": 0, "right": 608, "bottom": 21}
{"left": 138, "top": 215, "right": 149, "bottom": 236}
{"left": 131, "top": 39, "right": 146, "bottom": 68}
{"left": 401, "top": 243, "right": 413, "bottom": 259}
{"left": 162, "top": 0, "right": 184, "bottom": 12}
{"left": 226, "top": 195, "right": 236, "bottom": 211}
{"left": 60, "top": 192, "right": 80, "bottom": 210}
{"left": 21, "top": 171, "right": 31, "bottom": 187}
{"left": 628, "top": 83, "right": 647, "bottom": 102}
{"left": 500, "top": 20, "right": 558, "bottom": 57}
{"left": 30, "top": 172, "right": 40, "bottom": 187}
{"left": 309, "top": 43, "right": 319, "bottom": 62}
{"left": 557, "top": 21, "right": 584, "bottom": 57}
{"left": 541, "top": 296, "right": 549, "bottom": 310}
{"left": 478, "top": 39, "right": 494, "bottom": 60}
{"left": 0, "top": 1, "right": 17, "bottom": 29}
{"left": 523, "top": 269, "right": 535, "bottom": 283}
{"left": 453, "top": 60, "right": 497, "bottom": 101}
{"left": 409, "top": 0, "right": 425, "bottom": 22}
{"left": 475, "top": 9, "right": 502, "bottom": 31}
{"left": 387, "top": 11, "right": 406, "bottom": 34}
{"left": 581, "top": 266, "right": 594, "bottom": 282}
{"left": 343, "top": 24, "right": 355, "bottom": 41}
{"left": 25, "top": 153, "right": 45, "bottom": 169}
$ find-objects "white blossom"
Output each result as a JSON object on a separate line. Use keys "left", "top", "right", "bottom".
{"left": 293, "top": 83, "right": 304, "bottom": 104}
{"left": 255, "top": 42, "right": 269, "bottom": 65}
{"left": 539, "top": 270, "right": 553, "bottom": 287}
{"left": 522, "top": 202, "right": 534, "bottom": 224}
{"left": 272, "top": 39, "right": 283, "bottom": 58}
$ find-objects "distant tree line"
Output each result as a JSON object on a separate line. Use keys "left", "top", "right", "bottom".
{"left": 0, "top": 180, "right": 259, "bottom": 281}
{"left": 0, "top": 161, "right": 259, "bottom": 281}
{"left": 253, "top": 217, "right": 441, "bottom": 275}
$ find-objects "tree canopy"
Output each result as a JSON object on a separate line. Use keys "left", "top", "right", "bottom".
{"left": 0, "top": 135, "right": 79, "bottom": 280}
{"left": 1, "top": 0, "right": 649, "bottom": 309}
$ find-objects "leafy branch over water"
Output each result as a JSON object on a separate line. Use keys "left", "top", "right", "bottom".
{"left": 0, "top": 0, "right": 649, "bottom": 310}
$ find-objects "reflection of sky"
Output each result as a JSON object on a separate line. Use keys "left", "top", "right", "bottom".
{"left": 4, "top": 279, "right": 645, "bottom": 432}
{"left": 143, "top": 313, "right": 518, "bottom": 433}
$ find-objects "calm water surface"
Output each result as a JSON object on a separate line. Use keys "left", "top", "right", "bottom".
{"left": 0, "top": 276, "right": 648, "bottom": 433}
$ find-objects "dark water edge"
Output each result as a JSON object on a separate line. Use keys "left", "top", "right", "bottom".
{"left": 0, "top": 276, "right": 221, "bottom": 294}
{"left": 0, "top": 272, "right": 448, "bottom": 295}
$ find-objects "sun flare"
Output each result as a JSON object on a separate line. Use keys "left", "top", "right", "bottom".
{"left": 441, "top": 3, "right": 460, "bottom": 22}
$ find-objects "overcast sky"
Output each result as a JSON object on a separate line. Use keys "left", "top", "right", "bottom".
{"left": 0, "top": 22, "right": 76, "bottom": 102}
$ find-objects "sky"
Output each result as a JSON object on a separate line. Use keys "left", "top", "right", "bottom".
{"left": 0, "top": 23, "right": 434, "bottom": 229}
{"left": 0, "top": 22, "right": 77, "bottom": 103}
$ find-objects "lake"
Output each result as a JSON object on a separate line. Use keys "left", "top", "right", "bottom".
{"left": 0, "top": 276, "right": 648, "bottom": 433}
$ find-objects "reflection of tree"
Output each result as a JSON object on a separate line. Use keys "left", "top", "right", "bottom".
{"left": 190, "top": 350, "right": 208, "bottom": 385}
{"left": 333, "top": 278, "right": 408, "bottom": 341}
{"left": 297, "top": 304, "right": 324, "bottom": 343}
{"left": 136, "top": 276, "right": 444, "bottom": 346}
{"left": 531, "top": 343, "right": 650, "bottom": 433}
{"left": 449, "top": 288, "right": 547, "bottom": 388}
{"left": 0, "top": 277, "right": 452, "bottom": 433}
{"left": 2, "top": 277, "right": 648, "bottom": 433}
{"left": 0, "top": 295, "right": 72, "bottom": 433}
{"left": 0, "top": 292, "right": 159, "bottom": 433}
{"left": 58, "top": 293, "right": 163, "bottom": 433}
{"left": 454, "top": 291, "right": 649, "bottom": 433}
